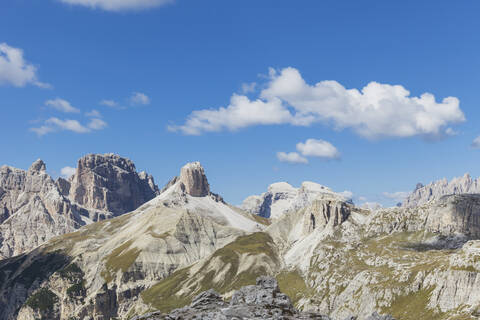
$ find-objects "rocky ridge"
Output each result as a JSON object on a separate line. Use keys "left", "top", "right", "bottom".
{"left": 241, "top": 181, "right": 351, "bottom": 219}
{"left": 3, "top": 161, "right": 480, "bottom": 319}
{"left": 403, "top": 173, "right": 480, "bottom": 207}
{"left": 0, "top": 154, "right": 159, "bottom": 259}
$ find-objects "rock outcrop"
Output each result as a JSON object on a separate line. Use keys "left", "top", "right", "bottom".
{"left": 178, "top": 162, "right": 210, "bottom": 197}
{"left": 0, "top": 154, "right": 159, "bottom": 259}
{"left": 242, "top": 181, "right": 351, "bottom": 219}
{"left": 161, "top": 276, "right": 332, "bottom": 320}
{"left": 403, "top": 173, "right": 480, "bottom": 207}
{"left": 69, "top": 153, "right": 159, "bottom": 215}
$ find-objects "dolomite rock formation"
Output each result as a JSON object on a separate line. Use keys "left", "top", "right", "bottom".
{"left": 69, "top": 153, "right": 159, "bottom": 215}
{"left": 403, "top": 173, "right": 480, "bottom": 207}
{"left": 0, "top": 154, "right": 159, "bottom": 259}
{"left": 425, "top": 194, "right": 480, "bottom": 238}
{"left": 0, "top": 160, "right": 82, "bottom": 258}
{"left": 178, "top": 161, "right": 210, "bottom": 197}
{"left": 242, "top": 181, "right": 351, "bottom": 219}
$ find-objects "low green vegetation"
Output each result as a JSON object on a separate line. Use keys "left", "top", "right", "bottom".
{"left": 277, "top": 270, "right": 312, "bottom": 305}
{"left": 67, "top": 281, "right": 86, "bottom": 299}
{"left": 142, "top": 232, "right": 280, "bottom": 313}
{"left": 25, "top": 288, "right": 58, "bottom": 312}
{"left": 101, "top": 240, "right": 141, "bottom": 283}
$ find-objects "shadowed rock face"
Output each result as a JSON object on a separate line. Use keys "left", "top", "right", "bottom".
{"left": 425, "top": 194, "right": 480, "bottom": 238}
{"left": 178, "top": 162, "right": 210, "bottom": 197}
{"left": 69, "top": 153, "right": 159, "bottom": 215}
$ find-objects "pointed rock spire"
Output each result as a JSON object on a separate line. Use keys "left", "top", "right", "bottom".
{"left": 179, "top": 162, "right": 210, "bottom": 197}
{"left": 28, "top": 159, "right": 46, "bottom": 173}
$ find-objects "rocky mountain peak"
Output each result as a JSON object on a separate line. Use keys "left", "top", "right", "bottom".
{"left": 179, "top": 161, "right": 210, "bottom": 197}
{"left": 69, "top": 153, "right": 159, "bottom": 214}
{"left": 28, "top": 159, "right": 46, "bottom": 173}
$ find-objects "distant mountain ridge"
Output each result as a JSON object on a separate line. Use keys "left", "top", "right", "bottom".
{"left": 403, "top": 173, "right": 480, "bottom": 207}
{"left": 241, "top": 181, "right": 351, "bottom": 219}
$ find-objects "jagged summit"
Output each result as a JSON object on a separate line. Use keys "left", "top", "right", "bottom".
{"left": 179, "top": 161, "right": 210, "bottom": 197}
{"left": 70, "top": 153, "right": 159, "bottom": 214}
{"left": 0, "top": 153, "right": 159, "bottom": 259}
{"left": 403, "top": 172, "right": 480, "bottom": 207}
{"left": 28, "top": 159, "right": 46, "bottom": 173}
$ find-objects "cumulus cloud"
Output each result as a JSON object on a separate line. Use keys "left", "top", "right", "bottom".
{"left": 382, "top": 191, "right": 410, "bottom": 202}
{"left": 278, "top": 138, "right": 340, "bottom": 164}
{"left": 59, "top": 0, "right": 174, "bottom": 12}
{"left": 30, "top": 117, "right": 107, "bottom": 136}
{"left": 296, "top": 138, "right": 340, "bottom": 159}
{"left": 46, "top": 98, "right": 80, "bottom": 113}
{"left": 472, "top": 136, "right": 480, "bottom": 149}
{"left": 360, "top": 202, "right": 383, "bottom": 210}
{"left": 276, "top": 152, "right": 308, "bottom": 164}
{"left": 0, "top": 43, "right": 50, "bottom": 88}
{"left": 168, "top": 95, "right": 292, "bottom": 135}
{"left": 60, "top": 166, "right": 76, "bottom": 178}
{"left": 130, "top": 92, "right": 150, "bottom": 106}
{"left": 170, "top": 67, "right": 465, "bottom": 139}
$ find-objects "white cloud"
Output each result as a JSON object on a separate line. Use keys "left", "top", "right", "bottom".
{"left": 0, "top": 43, "right": 50, "bottom": 88}
{"left": 296, "top": 138, "right": 340, "bottom": 159}
{"left": 171, "top": 67, "right": 465, "bottom": 139}
{"left": 100, "top": 99, "right": 118, "bottom": 107}
{"left": 360, "top": 202, "right": 383, "bottom": 210}
{"left": 276, "top": 152, "right": 308, "bottom": 164}
{"left": 30, "top": 117, "right": 107, "bottom": 136}
{"left": 241, "top": 82, "right": 256, "bottom": 94}
{"left": 60, "top": 166, "right": 76, "bottom": 178}
{"left": 339, "top": 190, "right": 353, "bottom": 200}
{"left": 168, "top": 94, "right": 292, "bottom": 135}
{"left": 86, "top": 109, "right": 102, "bottom": 118}
{"left": 382, "top": 191, "right": 410, "bottom": 202}
{"left": 59, "top": 0, "right": 174, "bottom": 11}
{"left": 45, "top": 98, "right": 80, "bottom": 113}
{"left": 88, "top": 118, "right": 107, "bottom": 130}
{"left": 130, "top": 92, "right": 150, "bottom": 106}
{"left": 472, "top": 136, "right": 480, "bottom": 149}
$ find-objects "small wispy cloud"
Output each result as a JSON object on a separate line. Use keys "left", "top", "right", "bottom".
{"left": 30, "top": 117, "right": 107, "bottom": 136}
{"left": 241, "top": 82, "right": 256, "bottom": 94}
{"left": 60, "top": 166, "right": 76, "bottom": 178}
{"left": 472, "top": 136, "right": 480, "bottom": 149}
{"left": 86, "top": 109, "right": 102, "bottom": 118}
{"left": 100, "top": 99, "right": 118, "bottom": 108}
{"left": 59, "top": 0, "right": 175, "bottom": 12}
{"left": 276, "top": 152, "right": 308, "bottom": 164}
{"left": 130, "top": 92, "right": 150, "bottom": 106}
{"left": 382, "top": 191, "right": 410, "bottom": 202}
{"left": 45, "top": 98, "right": 80, "bottom": 113}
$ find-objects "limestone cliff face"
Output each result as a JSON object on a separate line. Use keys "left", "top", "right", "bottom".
{"left": 403, "top": 173, "right": 480, "bottom": 207}
{"left": 69, "top": 153, "right": 159, "bottom": 215}
{"left": 0, "top": 160, "right": 82, "bottom": 258}
{"left": 178, "top": 162, "right": 210, "bottom": 197}
{"left": 0, "top": 154, "right": 159, "bottom": 259}
{"left": 242, "top": 181, "right": 351, "bottom": 219}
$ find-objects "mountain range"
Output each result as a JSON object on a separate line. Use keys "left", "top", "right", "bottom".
{"left": 1, "top": 154, "right": 480, "bottom": 320}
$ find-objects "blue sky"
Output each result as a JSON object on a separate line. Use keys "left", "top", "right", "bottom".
{"left": 1, "top": 0, "right": 480, "bottom": 206}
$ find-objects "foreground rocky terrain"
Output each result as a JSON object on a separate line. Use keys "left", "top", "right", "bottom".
{"left": 2, "top": 157, "right": 480, "bottom": 320}
{"left": 0, "top": 154, "right": 159, "bottom": 258}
